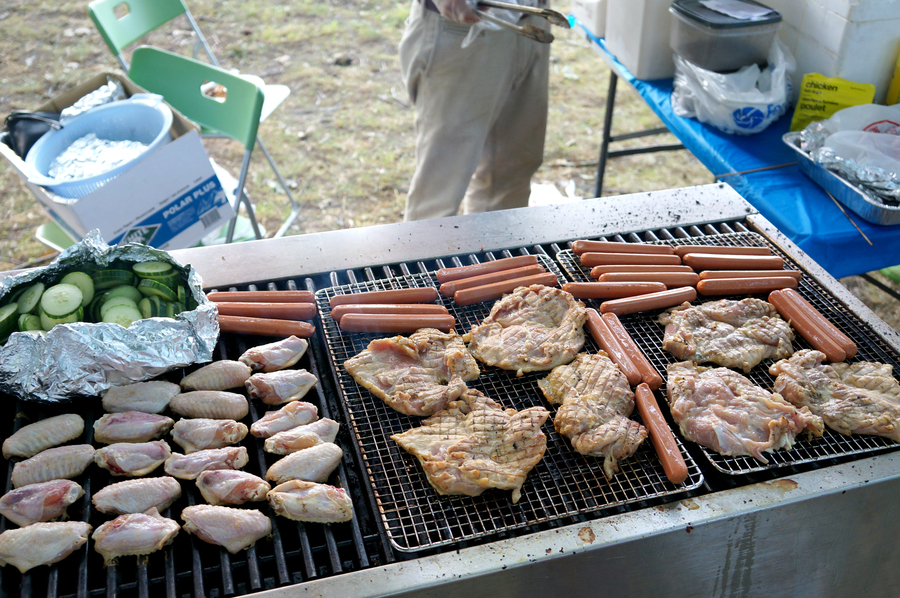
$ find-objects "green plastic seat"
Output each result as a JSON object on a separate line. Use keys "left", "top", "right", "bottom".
{"left": 35, "top": 222, "right": 78, "bottom": 252}
{"left": 87, "top": 0, "right": 300, "bottom": 237}
{"left": 129, "top": 46, "right": 266, "bottom": 242}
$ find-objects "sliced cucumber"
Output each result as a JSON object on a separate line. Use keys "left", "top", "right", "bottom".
{"left": 165, "top": 301, "right": 175, "bottom": 318}
{"left": 137, "top": 279, "right": 177, "bottom": 302}
{"left": 18, "top": 314, "right": 42, "bottom": 332}
{"left": 92, "top": 269, "right": 135, "bottom": 290}
{"left": 102, "top": 304, "right": 142, "bottom": 328}
{"left": 16, "top": 282, "right": 44, "bottom": 315}
{"left": 100, "top": 296, "right": 139, "bottom": 320}
{"left": 133, "top": 261, "right": 174, "bottom": 279}
{"left": 105, "top": 285, "right": 143, "bottom": 304}
{"left": 40, "top": 284, "right": 84, "bottom": 319}
{"left": 88, "top": 292, "right": 108, "bottom": 323}
{"left": 150, "top": 296, "right": 164, "bottom": 317}
{"left": 60, "top": 272, "right": 94, "bottom": 307}
{"left": 139, "top": 297, "right": 153, "bottom": 319}
{"left": 0, "top": 303, "right": 19, "bottom": 336}
{"left": 177, "top": 285, "right": 187, "bottom": 305}
{"left": 40, "top": 307, "right": 83, "bottom": 331}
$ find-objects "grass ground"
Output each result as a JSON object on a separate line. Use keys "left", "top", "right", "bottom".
{"left": 1, "top": 0, "right": 897, "bottom": 330}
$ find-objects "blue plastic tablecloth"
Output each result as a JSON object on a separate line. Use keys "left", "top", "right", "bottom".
{"left": 573, "top": 20, "right": 900, "bottom": 279}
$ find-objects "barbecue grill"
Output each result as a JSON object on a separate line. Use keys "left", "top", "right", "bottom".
{"left": 2, "top": 183, "right": 899, "bottom": 598}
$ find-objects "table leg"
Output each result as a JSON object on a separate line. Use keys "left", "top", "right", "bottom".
{"left": 595, "top": 70, "right": 618, "bottom": 199}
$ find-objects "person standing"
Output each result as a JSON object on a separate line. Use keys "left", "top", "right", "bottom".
{"left": 399, "top": 0, "right": 551, "bottom": 221}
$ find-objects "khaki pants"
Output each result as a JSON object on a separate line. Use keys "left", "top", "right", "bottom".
{"left": 399, "top": 0, "right": 550, "bottom": 221}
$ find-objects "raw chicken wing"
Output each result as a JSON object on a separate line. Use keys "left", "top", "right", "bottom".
{"left": 93, "top": 411, "right": 174, "bottom": 444}
{"left": 171, "top": 418, "right": 248, "bottom": 453}
{"left": 250, "top": 401, "right": 318, "bottom": 438}
{"left": 94, "top": 441, "right": 171, "bottom": 477}
{"left": 264, "top": 418, "right": 339, "bottom": 455}
{"left": 267, "top": 480, "right": 353, "bottom": 523}
{"left": 239, "top": 336, "right": 308, "bottom": 372}
{"left": 11, "top": 444, "right": 95, "bottom": 488}
{"left": 265, "top": 443, "right": 343, "bottom": 485}
{"left": 0, "top": 480, "right": 84, "bottom": 527}
{"left": 2, "top": 414, "right": 84, "bottom": 459}
{"left": 92, "top": 508, "right": 180, "bottom": 563}
{"left": 181, "top": 505, "right": 271, "bottom": 554}
{"left": 245, "top": 369, "right": 318, "bottom": 405}
{"left": 181, "top": 360, "right": 252, "bottom": 391}
{"left": 196, "top": 470, "right": 270, "bottom": 505}
{"left": 102, "top": 380, "right": 180, "bottom": 414}
{"left": 169, "top": 391, "right": 249, "bottom": 420}
{"left": 0, "top": 521, "right": 91, "bottom": 573}
{"left": 164, "top": 446, "right": 249, "bottom": 480}
{"left": 92, "top": 477, "right": 182, "bottom": 515}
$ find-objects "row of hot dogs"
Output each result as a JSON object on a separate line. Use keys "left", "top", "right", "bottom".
{"left": 206, "top": 290, "right": 317, "bottom": 338}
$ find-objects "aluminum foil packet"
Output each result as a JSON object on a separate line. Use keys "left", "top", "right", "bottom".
{"left": 812, "top": 147, "right": 900, "bottom": 206}
{"left": 0, "top": 230, "right": 218, "bottom": 403}
{"left": 59, "top": 78, "right": 126, "bottom": 123}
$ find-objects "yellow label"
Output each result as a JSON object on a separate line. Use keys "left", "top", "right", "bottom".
{"left": 789, "top": 73, "right": 876, "bottom": 132}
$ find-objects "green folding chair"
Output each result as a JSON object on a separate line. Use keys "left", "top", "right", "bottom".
{"left": 87, "top": 0, "right": 299, "bottom": 237}
{"left": 129, "top": 46, "right": 265, "bottom": 243}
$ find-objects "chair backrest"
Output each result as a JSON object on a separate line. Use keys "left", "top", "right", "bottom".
{"left": 128, "top": 47, "right": 264, "bottom": 151}
{"left": 87, "top": 0, "right": 217, "bottom": 70}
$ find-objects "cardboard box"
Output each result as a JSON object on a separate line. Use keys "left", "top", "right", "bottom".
{"left": 0, "top": 72, "right": 235, "bottom": 250}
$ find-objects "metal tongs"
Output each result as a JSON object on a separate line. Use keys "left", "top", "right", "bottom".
{"left": 475, "top": 0, "right": 570, "bottom": 44}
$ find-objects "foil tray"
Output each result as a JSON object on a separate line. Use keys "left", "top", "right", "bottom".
{"left": 782, "top": 132, "right": 900, "bottom": 226}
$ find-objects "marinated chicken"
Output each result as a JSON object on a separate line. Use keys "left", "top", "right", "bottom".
{"left": 0, "top": 480, "right": 84, "bottom": 527}
{"left": 11, "top": 444, "right": 95, "bottom": 488}
{"left": 102, "top": 380, "right": 180, "bottom": 414}
{"left": 92, "top": 476, "right": 183, "bottom": 516}
{"left": 770, "top": 350, "right": 900, "bottom": 442}
{"left": 181, "top": 505, "right": 271, "bottom": 554}
{"left": 267, "top": 480, "right": 353, "bottom": 523}
{"left": 658, "top": 298, "right": 794, "bottom": 373}
{"left": 164, "top": 446, "right": 249, "bottom": 480}
{"left": 2, "top": 413, "right": 84, "bottom": 459}
{"left": 196, "top": 470, "right": 270, "bottom": 505}
{"left": 171, "top": 418, "right": 248, "bottom": 453}
{"left": 0, "top": 521, "right": 92, "bottom": 573}
{"left": 239, "top": 335, "right": 308, "bottom": 372}
{"left": 391, "top": 388, "right": 549, "bottom": 503}
{"left": 169, "top": 391, "right": 249, "bottom": 420}
{"left": 538, "top": 353, "right": 647, "bottom": 479}
{"left": 92, "top": 508, "right": 180, "bottom": 563}
{"left": 264, "top": 418, "right": 339, "bottom": 455}
{"left": 344, "top": 328, "right": 480, "bottom": 416}
{"left": 245, "top": 369, "right": 318, "bottom": 405}
{"left": 265, "top": 443, "right": 344, "bottom": 485}
{"left": 666, "top": 361, "right": 823, "bottom": 463}
{"left": 93, "top": 412, "right": 174, "bottom": 444}
{"left": 94, "top": 441, "right": 171, "bottom": 477}
{"left": 464, "top": 285, "right": 586, "bottom": 376}
{"left": 181, "top": 360, "right": 252, "bottom": 391}
{"left": 250, "top": 401, "right": 318, "bottom": 439}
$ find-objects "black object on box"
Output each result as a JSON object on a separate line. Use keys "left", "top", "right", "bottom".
{"left": 2, "top": 111, "right": 62, "bottom": 159}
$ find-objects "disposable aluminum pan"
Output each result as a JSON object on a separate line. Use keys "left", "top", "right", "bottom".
{"left": 0, "top": 230, "right": 218, "bottom": 403}
{"left": 782, "top": 131, "right": 900, "bottom": 226}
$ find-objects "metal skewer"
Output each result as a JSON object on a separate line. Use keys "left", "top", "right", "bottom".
{"left": 475, "top": 9, "right": 555, "bottom": 43}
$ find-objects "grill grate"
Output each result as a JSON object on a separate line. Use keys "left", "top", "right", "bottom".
{"left": 316, "top": 254, "right": 703, "bottom": 552}
{"left": 557, "top": 231, "right": 900, "bottom": 475}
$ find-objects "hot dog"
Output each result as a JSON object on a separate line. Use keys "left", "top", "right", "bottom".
{"left": 590, "top": 264, "right": 694, "bottom": 278}
{"left": 453, "top": 273, "right": 559, "bottom": 306}
{"left": 601, "top": 312, "right": 663, "bottom": 390}
{"left": 572, "top": 240, "right": 674, "bottom": 256}
{"left": 768, "top": 290, "right": 847, "bottom": 363}
{"left": 439, "top": 264, "right": 546, "bottom": 297}
{"left": 580, "top": 253, "right": 683, "bottom": 268}
{"left": 329, "top": 287, "right": 439, "bottom": 309}
{"left": 219, "top": 315, "right": 316, "bottom": 338}
{"left": 561, "top": 281, "right": 666, "bottom": 300}
{"left": 634, "top": 383, "right": 689, "bottom": 485}
{"left": 673, "top": 245, "right": 771, "bottom": 257}
{"left": 214, "top": 302, "right": 317, "bottom": 320}
{"left": 698, "top": 269, "right": 803, "bottom": 281}
{"left": 682, "top": 253, "right": 784, "bottom": 271}
{"left": 584, "top": 309, "right": 641, "bottom": 386}
{"left": 208, "top": 290, "right": 315, "bottom": 303}
{"left": 597, "top": 271, "right": 700, "bottom": 288}
{"left": 696, "top": 276, "right": 798, "bottom": 296}
{"left": 338, "top": 313, "right": 456, "bottom": 334}
{"left": 330, "top": 303, "right": 450, "bottom": 323}
{"left": 776, "top": 288, "right": 857, "bottom": 358}
{"left": 435, "top": 255, "right": 539, "bottom": 283}
{"left": 599, "top": 287, "right": 697, "bottom": 316}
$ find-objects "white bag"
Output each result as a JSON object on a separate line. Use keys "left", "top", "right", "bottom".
{"left": 671, "top": 38, "right": 795, "bottom": 135}
{"left": 824, "top": 130, "right": 900, "bottom": 174}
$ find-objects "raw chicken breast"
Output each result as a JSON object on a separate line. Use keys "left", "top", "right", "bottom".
{"left": 267, "top": 480, "right": 353, "bottom": 523}
{"left": 0, "top": 480, "right": 84, "bottom": 527}
{"left": 11, "top": 444, "right": 95, "bottom": 488}
{"left": 171, "top": 418, "right": 248, "bottom": 453}
{"left": 92, "top": 477, "right": 182, "bottom": 515}
{"left": 0, "top": 521, "right": 91, "bottom": 573}
{"left": 239, "top": 336, "right": 308, "bottom": 372}
{"left": 2, "top": 414, "right": 84, "bottom": 459}
{"left": 164, "top": 446, "right": 249, "bottom": 480}
{"left": 181, "top": 505, "right": 271, "bottom": 554}
{"left": 92, "top": 508, "right": 180, "bottom": 563}
{"left": 94, "top": 441, "right": 171, "bottom": 477}
{"left": 181, "top": 360, "right": 252, "bottom": 391}
{"left": 169, "top": 391, "right": 249, "bottom": 420}
{"left": 265, "top": 443, "right": 343, "bottom": 485}
{"left": 93, "top": 412, "right": 174, "bottom": 444}
{"left": 245, "top": 369, "right": 318, "bottom": 405}
{"left": 264, "top": 418, "right": 339, "bottom": 455}
{"left": 196, "top": 470, "right": 270, "bottom": 505}
{"left": 250, "top": 401, "right": 318, "bottom": 439}
{"left": 102, "top": 380, "right": 180, "bottom": 414}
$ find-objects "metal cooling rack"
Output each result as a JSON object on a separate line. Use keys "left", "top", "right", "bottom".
{"left": 557, "top": 231, "right": 900, "bottom": 475}
{"left": 315, "top": 255, "right": 704, "bottom": 552}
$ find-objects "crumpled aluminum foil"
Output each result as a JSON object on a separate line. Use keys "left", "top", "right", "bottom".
{"left": 48, "top": 133, "right": 149, "bottom": 181}
{"left": 811, "top": 147, "right": 900, "bottom": 206}
{"left": 59, "top": 78, "right": 126, "bottom": 123}
{"left": 0, "top": 230, "right": 219, "bottom": 403}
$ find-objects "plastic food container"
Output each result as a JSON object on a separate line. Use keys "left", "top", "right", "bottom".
{"left": 25, "top": 94, "right": 173, "bottom": 199}
{"left": 669, "top": 0, "right": 781, "bottom": 73}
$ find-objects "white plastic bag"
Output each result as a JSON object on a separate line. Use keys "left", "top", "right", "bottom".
{"left": 824, "top": 131, "right": 900, "bottom": 174}
{"left": 819, "top": 103, "right": 900, "bottom": 136}
{"left": 671, "top": 38, "right": 795, "bottom": 135}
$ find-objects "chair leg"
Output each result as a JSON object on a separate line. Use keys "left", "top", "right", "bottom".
{"left": 226, "top": 150, "right": 264, "bottom": 244}
{"left": 255, "top": 137, "right": 300, "bottom": 238}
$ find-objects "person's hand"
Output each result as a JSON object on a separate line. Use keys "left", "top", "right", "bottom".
{"left": 433, "top": 0, "right": 480, "bottom": 24}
